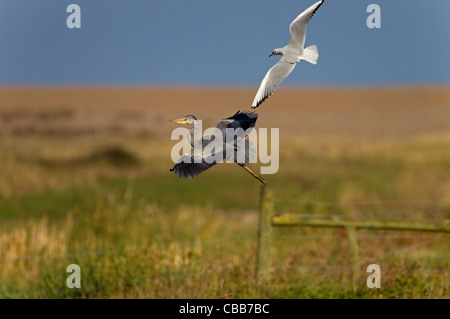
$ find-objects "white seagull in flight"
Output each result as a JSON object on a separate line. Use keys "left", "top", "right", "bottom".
{"left": 251, "top": 0, "right": 324, "bottom": 108}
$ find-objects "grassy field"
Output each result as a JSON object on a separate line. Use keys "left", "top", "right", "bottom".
{"left": 0, "top": 87, "right": 449, "bottom": 298}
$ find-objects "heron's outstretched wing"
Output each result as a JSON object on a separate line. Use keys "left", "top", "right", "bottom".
{"left": 215, "top": 111, "right": 258, "bottom": 134}
{"left": 170, "top": 149, "right": 218, "bottom": 179}
{"left": 251, "top": 61, "right": 296, "bottom": 108}
{"left": 171, "top": 138, "right": 256, "bottom": 180}
{"left": 288, "top": 0, "right": 324, "bottom": 48}
{"left": 215, "top": 111, "right": 258, "bottom": 164}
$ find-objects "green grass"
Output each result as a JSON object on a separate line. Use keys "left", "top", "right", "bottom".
{"left": 0, "top": 135, "right": 449, "bottom": 298}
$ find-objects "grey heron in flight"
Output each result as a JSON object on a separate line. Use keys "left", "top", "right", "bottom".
{"left": 169, "top": 111, "right": 266, "bottom": 186}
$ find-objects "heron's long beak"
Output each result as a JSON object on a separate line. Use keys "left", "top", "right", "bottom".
{"left": 169, "top": 119, "right": 183, "bottom": 123}
{"left": 269, "top": 53, "right": 273, "bottom": 57}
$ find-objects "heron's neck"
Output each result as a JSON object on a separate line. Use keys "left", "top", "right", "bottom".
{"left": 188, "top": 120, "right": 200, "bottom": 147}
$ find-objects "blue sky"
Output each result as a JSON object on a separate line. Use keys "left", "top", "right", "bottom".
{"left": 0, "top": 0, "right": 449, "bottom": 86}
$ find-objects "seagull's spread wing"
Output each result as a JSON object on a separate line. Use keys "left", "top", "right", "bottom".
{"left": 251, "top": 61, "right": 296, "bottom": 108}
{"left": 288, "top": 0, "right": 324, "bottom": 48}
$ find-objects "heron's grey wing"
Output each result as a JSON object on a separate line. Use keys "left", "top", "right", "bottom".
{"left": 216, "top": 111, "right": 258, "bottom": 134}
{"left": 288, "top": 0, "right": 324, "bottom": 49}
{"left": 227, "top": 138, "right": 257, "bottom": 164}
{"left": 215, "top": 112, "right": 258, "bottom": 164}
{"left": 251, "top": 61, "right": 296, "bottom": 108}
{"left": 170, "top": 149, "right": 218, "bottom": 179}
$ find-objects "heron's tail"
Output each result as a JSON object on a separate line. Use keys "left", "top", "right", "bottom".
{"left": 301, "top": 45, "right": 319, "bottom": 65}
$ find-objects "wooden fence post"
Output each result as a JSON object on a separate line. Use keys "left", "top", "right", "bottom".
{"left": 256, "top": 185, "right": 273, "bottom": 284}
{"left": 346, "top": 226, "right": 361, "bottom": 290}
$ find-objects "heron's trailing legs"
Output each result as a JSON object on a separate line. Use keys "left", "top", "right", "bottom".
{"left": 238, "top": 163, "right": 267, "bottom": 186}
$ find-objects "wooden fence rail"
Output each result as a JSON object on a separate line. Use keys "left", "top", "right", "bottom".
{"left": 256, "top": 186, "right": 450, "bottom": 283}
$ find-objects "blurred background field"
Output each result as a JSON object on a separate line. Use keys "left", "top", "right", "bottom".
{"left": 0, "top": 86, "right": 449, "bottom": 298}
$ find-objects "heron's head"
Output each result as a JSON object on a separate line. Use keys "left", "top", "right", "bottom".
{"left": 269, "top": 48, "right": 282, "bottom": 57}
{"left": 169, "top": 115, "right": 197, "bottom": 125}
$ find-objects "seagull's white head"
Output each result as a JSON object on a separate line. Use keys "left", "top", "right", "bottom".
{"left": 269, "top": 48, "right": 283, "bottom": 57}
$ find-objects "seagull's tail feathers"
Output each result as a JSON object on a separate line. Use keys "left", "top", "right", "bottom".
{"left": 301, "top": 44, "right": 319, "bottom": 65}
